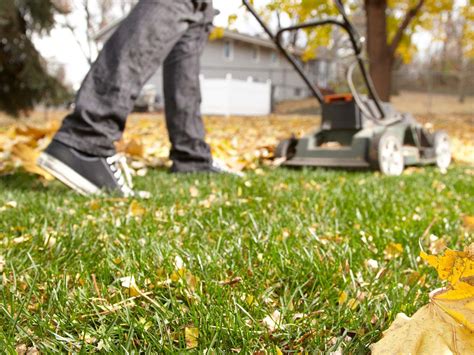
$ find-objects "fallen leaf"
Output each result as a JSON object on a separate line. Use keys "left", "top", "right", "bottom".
{"left": 262, "top": 310, "right": 282, "bottom": 332}
{"left": 347, "top": 298, "right": 360, "bottom": 310}
{"left": 124, "top": 138, "right": 145, "bottom": 157}
{"left": 372, "top": 244, "right": 474, "bottom": 354}
{"left": 384, "top": 242, "right": 403, "bottom": 259}
{"left": 371, "top": 299, "right": 474, "bottom": 354}
{"left": 420, "top": 247, "right": 474, "bottom": 288}
{"left": 428, "top": 234, "right": 446, "bottom": 254}
{"left": 119, "top": 276, "right": 141, "bottom": 297}
{"left": 12, "top": 235, "right": 29, "bottom": 244}
{"left": 185, "top": 326, "right": 199, "bottom": 349}
{"left": 170, "top": 268, "right": 186, "bottom": 282}
{"left": 245, "top": 294, "right": 255, "bottom": 306}
{"left": 128, "top": 200, "right": 146, "bottom": 217}
{"left": 463, "top": 216, "right": 474, "bottom": 231}
{"left": 365, "top": 259, "right": 379, "bottom": 270}
{"left": 338, "top": 291, "right": 348, "bottom": 305}
{"left": 5, "top": 201, "right": 17, "bottom": 208}
{"left": 44, "top": 234, "right": 57, "bottom": 248}
{"left": 219, "top": 277, "right": 242, "bottom": 286}
{"left": 12, "top": 143, "right": 54, "bottom": 180}
{"left": 15, "top": 345, "right": 27, "bottom": 355}
{"left": 174, "top": 255, "right": 184, "bottom": 269}
{"left": 189, "top": 186, "right": 199, "bottom": 198}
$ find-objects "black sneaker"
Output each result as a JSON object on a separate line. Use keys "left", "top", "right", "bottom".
{"left": 37, "top": 140, "right": 134, "bottom": 197}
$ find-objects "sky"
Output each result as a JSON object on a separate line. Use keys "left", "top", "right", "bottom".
{"left": 33, "top": 0, "right": 457, "bottom": 89}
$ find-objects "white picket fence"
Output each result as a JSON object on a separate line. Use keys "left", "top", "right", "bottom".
{"left": 200, "top": 74, "right": 272, "bottom": 116}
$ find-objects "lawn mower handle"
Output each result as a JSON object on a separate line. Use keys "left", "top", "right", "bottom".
{"left": 241, "top": 0, "right": 386, "bottom": 119}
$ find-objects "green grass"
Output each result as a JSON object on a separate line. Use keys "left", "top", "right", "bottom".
{"left": 0, "top": 166, "right": 472, "bottom": 353}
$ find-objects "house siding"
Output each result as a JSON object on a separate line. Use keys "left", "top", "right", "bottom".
{"left": 96, "top": 27, "right": 334, "bottom": 108}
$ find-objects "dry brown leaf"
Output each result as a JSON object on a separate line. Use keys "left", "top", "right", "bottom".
{"left": 371, "top": 244, "right": 474, "bottom": 354}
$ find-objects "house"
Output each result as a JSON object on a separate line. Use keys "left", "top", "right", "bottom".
{"left": 94, "top": 21, "right": 337, "bottom": 112}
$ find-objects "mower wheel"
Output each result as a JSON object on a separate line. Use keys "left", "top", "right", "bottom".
{"left": 370, "top": 132, "right": 405, "bottom": 176}
{"left": 433, "top": 131, "right": 452, "bottom": 170}
{"left": 275, "top": 138, "right": 297, "bottom": 160}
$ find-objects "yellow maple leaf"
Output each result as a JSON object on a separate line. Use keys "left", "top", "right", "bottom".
{"left": 184, "top": 327, "right": 199, "bottom": 349}
{"left": 420, "top": 247, "right": 474, "bottom": 288}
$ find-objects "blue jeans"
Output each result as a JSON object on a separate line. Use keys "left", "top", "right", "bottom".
{"left": 54, "top": 0, "right": 214, "bottom": 171}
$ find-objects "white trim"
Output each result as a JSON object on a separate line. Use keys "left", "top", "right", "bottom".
{"left": 37, "top": 153, "right": 100, "bottom": 196}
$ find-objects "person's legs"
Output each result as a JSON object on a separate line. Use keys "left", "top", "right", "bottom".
{"left": 163, "top": 4, "right": 214, "bottom": 172}
{"left": 38, "top": 0, "right": 204, "bottom": 195}
{"left": 54, "top": 0, "right": 199, "bottom": 157}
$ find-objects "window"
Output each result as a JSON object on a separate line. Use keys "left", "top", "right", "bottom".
{"left": 252, "top": 46, "right": 260, "bottom": 62}
{"left": 224, "top": 40, "right": 234, "bottom": 60}
{"left": 294, "top": 88, "right": 302, "bottom": 97}
{"left": 271, "top": 52, "right": 278, "bottom": 64}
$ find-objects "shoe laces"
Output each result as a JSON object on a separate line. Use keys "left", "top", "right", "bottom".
{"left": 106, "top": 154, "right": 135, "bottom": 197}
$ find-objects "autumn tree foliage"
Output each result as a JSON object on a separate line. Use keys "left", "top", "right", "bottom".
{"left": 263, "top": 0, "right": 456, "bottom": 101}
{"left": 0, "top": 0, "right": 72, "bottom": 116}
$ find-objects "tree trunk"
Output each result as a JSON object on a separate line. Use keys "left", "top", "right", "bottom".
{"left": 458, "top": 61, "right": 466, "bottom": 103}
{"left": 365, "top": 0, "right": 393, "bottom": 102}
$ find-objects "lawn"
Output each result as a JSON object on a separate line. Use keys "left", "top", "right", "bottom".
{"left": 0, "top": 165, "right": 472, "bottom": 352}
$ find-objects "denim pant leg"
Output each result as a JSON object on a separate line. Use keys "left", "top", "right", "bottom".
{"left": 54, "top": 0, "right": 199, "bottom": 157}
{"left": 163, "top": 6, "right": 214, "bottom": 172}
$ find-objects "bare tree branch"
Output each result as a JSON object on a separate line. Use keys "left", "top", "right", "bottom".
{"left": 82, "top": 0, "right": 96, "bottom": 57}
{"left": 389, "top": 0, "right": 425, "bottom": 56}
{"left": 61, "top": 20, "right": 93, "bottom": 64}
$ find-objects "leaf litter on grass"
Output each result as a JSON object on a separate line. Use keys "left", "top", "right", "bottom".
{"left": 1, "top": 112, "right": 472, "bottom": 181}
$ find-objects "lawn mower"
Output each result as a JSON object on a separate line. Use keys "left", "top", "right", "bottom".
{"left": 242, "top": 0, "right": 452, "bottom": 175}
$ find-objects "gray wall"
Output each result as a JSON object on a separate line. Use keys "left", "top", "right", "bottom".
{"left": 96, "top": 22, "right": 338, "bottom": 108}
{"left": 148, "top": 36, "right": 333, "bottom": 106}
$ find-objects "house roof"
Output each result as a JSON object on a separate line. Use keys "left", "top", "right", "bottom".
{"left": 94, "top": 17, "right": 282, "bottom": 51}
{"left": 219, "top": 30, "right": 276, "bottom": 50}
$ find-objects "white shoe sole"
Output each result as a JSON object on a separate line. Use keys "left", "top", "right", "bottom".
{"left": 37, "top": 152, "right": 101, "bottom": 196}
